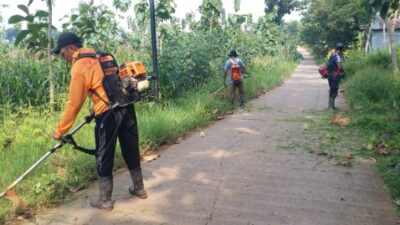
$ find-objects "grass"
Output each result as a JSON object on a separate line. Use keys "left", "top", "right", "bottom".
{"left": 301, "top": 110, "right": 400, "bottom": 213}
{"left": 0, "top": 56, "right": 298, "bottom": 223}
{"left": 0, "top": 47, "right": 71, "bottom": 110}
{"left": 305, "top": 49, "right": 400, "bottom": 213}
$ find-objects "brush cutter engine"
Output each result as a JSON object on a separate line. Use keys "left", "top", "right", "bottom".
{"left": 118, "top": 61, "right": 150, "bottom": 93}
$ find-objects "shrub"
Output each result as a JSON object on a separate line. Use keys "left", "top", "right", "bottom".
{"left": 344, "top": 50, "right": 391, "bottom": 77}
{"left": 344, "top": 67, "right": 398, "bottom": 108}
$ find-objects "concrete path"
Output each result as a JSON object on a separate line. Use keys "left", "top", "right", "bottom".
{"left": 20, "top": 50, "right": 399, "bottom": 225}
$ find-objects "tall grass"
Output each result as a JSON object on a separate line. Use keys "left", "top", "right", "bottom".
{"left": 0, "top": 56, "right": 298, "bottom": 222}
{"left": 0, "top": 47, "right": 71, "bottom": 111}
{"left": 345, "top": 67, "right": 399, "bottom": 109}
{"left": 342, "top": 50, "right": 400, "bottom": 209}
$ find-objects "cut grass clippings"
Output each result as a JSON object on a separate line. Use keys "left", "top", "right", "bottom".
{"left": 300, "top": 110, "right": 400, "bottom": 214}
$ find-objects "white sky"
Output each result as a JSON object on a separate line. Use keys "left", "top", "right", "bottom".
{"left": 0, "top": 0, "right": 300, "bottom": 29}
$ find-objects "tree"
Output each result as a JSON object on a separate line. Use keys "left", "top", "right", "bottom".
{"left": 8, "top": 4, "right": 50, "bottom": 52}
{"left": 198, "top": 0, "right": 224, "bottom": 33}
{"left": 227, "top": 14, "right": 247, "bottom": 30}
{"left": 132, "top": 0, "right": 175, "bottom": 55}
{"left": 113, "top": 0, "right": 131, "bottom": 13}
{"left": 264, "top": 0, "right": 303, "bottom": 24}
{"left": 370, "top": 0, "right": 400, "bottom": 74}
{"left": 46, "top": 0, "right": 54, "bottom": 112}
{"left": 255, "top": 15, "right": 280, "bottom": 54}
{"left": 133, "top": 0, "right": 175, "bottom": 29}
{"left": 228, "top": 0, "right": 250, "bottom": 31}
{"left": 182, "top": 12, "right": 197, "bottom": 31}
{"left": 62, "top": 2, "right": 119, "bottom": 52}
{"left": 300, "top": 0, "right": 373, "bottom": 56}
{"left": 0, "top": 4, "right": 7, "bottom": 24}
{"left": 8, "top": 1, "right": 56, "bottom": 112}
{"left": 234, "top": 0, "right": 241, "bottom": 12}
{"left": 0, "top": 4, "right": 7, "bottom": 41}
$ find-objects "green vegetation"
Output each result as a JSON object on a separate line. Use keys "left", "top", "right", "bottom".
{"left": 300, "top": 0, "right": 373, "bottom": 57}
{"left": 301, "top": 50, "right": 400, "bottom": 212}
{"left": 0, "top": 54, "right": 298, "bottom": 222}
{"left": 0, "top": 0, "right": 301, "bottom": 222}
{"left": 299, "top": 0, "right": 400, "bottom": 210}
{"left": 343, "top": 51, "right": 400, "bottom": 208}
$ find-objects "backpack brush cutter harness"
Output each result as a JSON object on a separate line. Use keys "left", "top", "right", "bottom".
{"left": 0, "top": 52, "right": 151, "bottom": 207}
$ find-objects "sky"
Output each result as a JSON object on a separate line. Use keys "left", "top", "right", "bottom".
{"left": 0, "top": 0, "right": 301, "bottom": 29}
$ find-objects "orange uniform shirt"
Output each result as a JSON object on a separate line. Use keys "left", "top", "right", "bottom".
{"left": 54, "top": 48, "right": 110, "bottom": 137}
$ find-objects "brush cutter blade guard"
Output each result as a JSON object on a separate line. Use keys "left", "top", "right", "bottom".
{"left": 3, "top": 189, "right": 26, "bottom": 209}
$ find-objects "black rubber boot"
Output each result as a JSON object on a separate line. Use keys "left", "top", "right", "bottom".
{"left": 90, "top": 176, "right": 114, "bottom": 211}
{"left": 128, "top": 168, "right": 148, "bottom": 199}
{"left": 239, "top": 94, "right": 245, "bottom": 108}
{"left": 328, "top": 97, "right": 334, "bottom": 110}
{"left": 332, "top": 97, "right": 337, "bottom": 109}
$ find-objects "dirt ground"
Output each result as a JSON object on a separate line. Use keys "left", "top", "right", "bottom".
{"left": 17, "top": 49, "right": 399, "bottom": 225}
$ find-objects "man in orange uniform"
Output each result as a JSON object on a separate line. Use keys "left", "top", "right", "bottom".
{"left": 51, "top": 32, "right": 147, "bottom": 211}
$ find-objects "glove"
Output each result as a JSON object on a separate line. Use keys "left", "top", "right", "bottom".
{"left": 51, "top": 131, "right": 62, "bottom": 140}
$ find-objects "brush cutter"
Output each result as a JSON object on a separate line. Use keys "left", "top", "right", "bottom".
{"left": 0, "top": 71, "right": 156, "bottom": 207}
{"left": 0, "top": 95, "right": 156, "bottom": 207}
{"left": 211, "top": 72, "right": 252, "bottom": 97}
{"left": 0, "top": 55, "right": 158, "bottom": 209}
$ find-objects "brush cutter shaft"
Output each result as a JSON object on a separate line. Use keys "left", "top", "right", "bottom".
{"left": 0, "top": 119, "right": 89, "bottom": 199}
{"left": 0, "top": 96, "right": 147, "bottom": 200}
{"left": 0, "top": 147, "right": 58, "bottom": 198}
{"left": 69, "top": 119, "right": 90, "bottom": 136}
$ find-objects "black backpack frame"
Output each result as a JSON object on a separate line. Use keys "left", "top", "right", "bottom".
{"left": 77, "top": 51, "right": 139, "bottom": 108}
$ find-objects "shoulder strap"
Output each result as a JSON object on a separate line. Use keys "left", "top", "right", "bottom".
{"left": 91, "top": 89, "right": 111, "bottom": 107}
{"left": 76, "top": 51, "right": 113, "bottom": 107}
{"left": 77, "top": 52, "right": 97, "bottom": 60}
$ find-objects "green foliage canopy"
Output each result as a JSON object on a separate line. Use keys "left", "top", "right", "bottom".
{"left": 62, "top": 2, "right": 119, "bottom": 52}
{"left": 300, "top": 0, "right": 373, "bottom": 56}
{"left": 8, "top": 4, "right": 52, "bottom": 54}
{"left": 198, "top": 0, "right": 224, "bottom": 32}
{"left": 264, "top": 0, "right": 304, "bottom": 24}
{"left": 369, "top": 0, "right": 400, "bottom": 18}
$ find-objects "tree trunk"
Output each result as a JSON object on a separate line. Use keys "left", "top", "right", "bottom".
{"left": 378, "top": 14, "right": 388, "bottom": 51}
{"left": 47, "top": 0, "right": 55, "bottom": 113}
{"left": 385, "top": 11, "right": 399, "bottom": 75}
{"left": 159, "top": 35, "right": 163, "bottom": 55}
{"left": 365, "top": 23, "right": 372, "bottom": 53}
{"left": 383, "top": 21, "right": 387, "bottom": 51}
{"left": 210, "top": 19, "right": 213, "bottom": 35}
